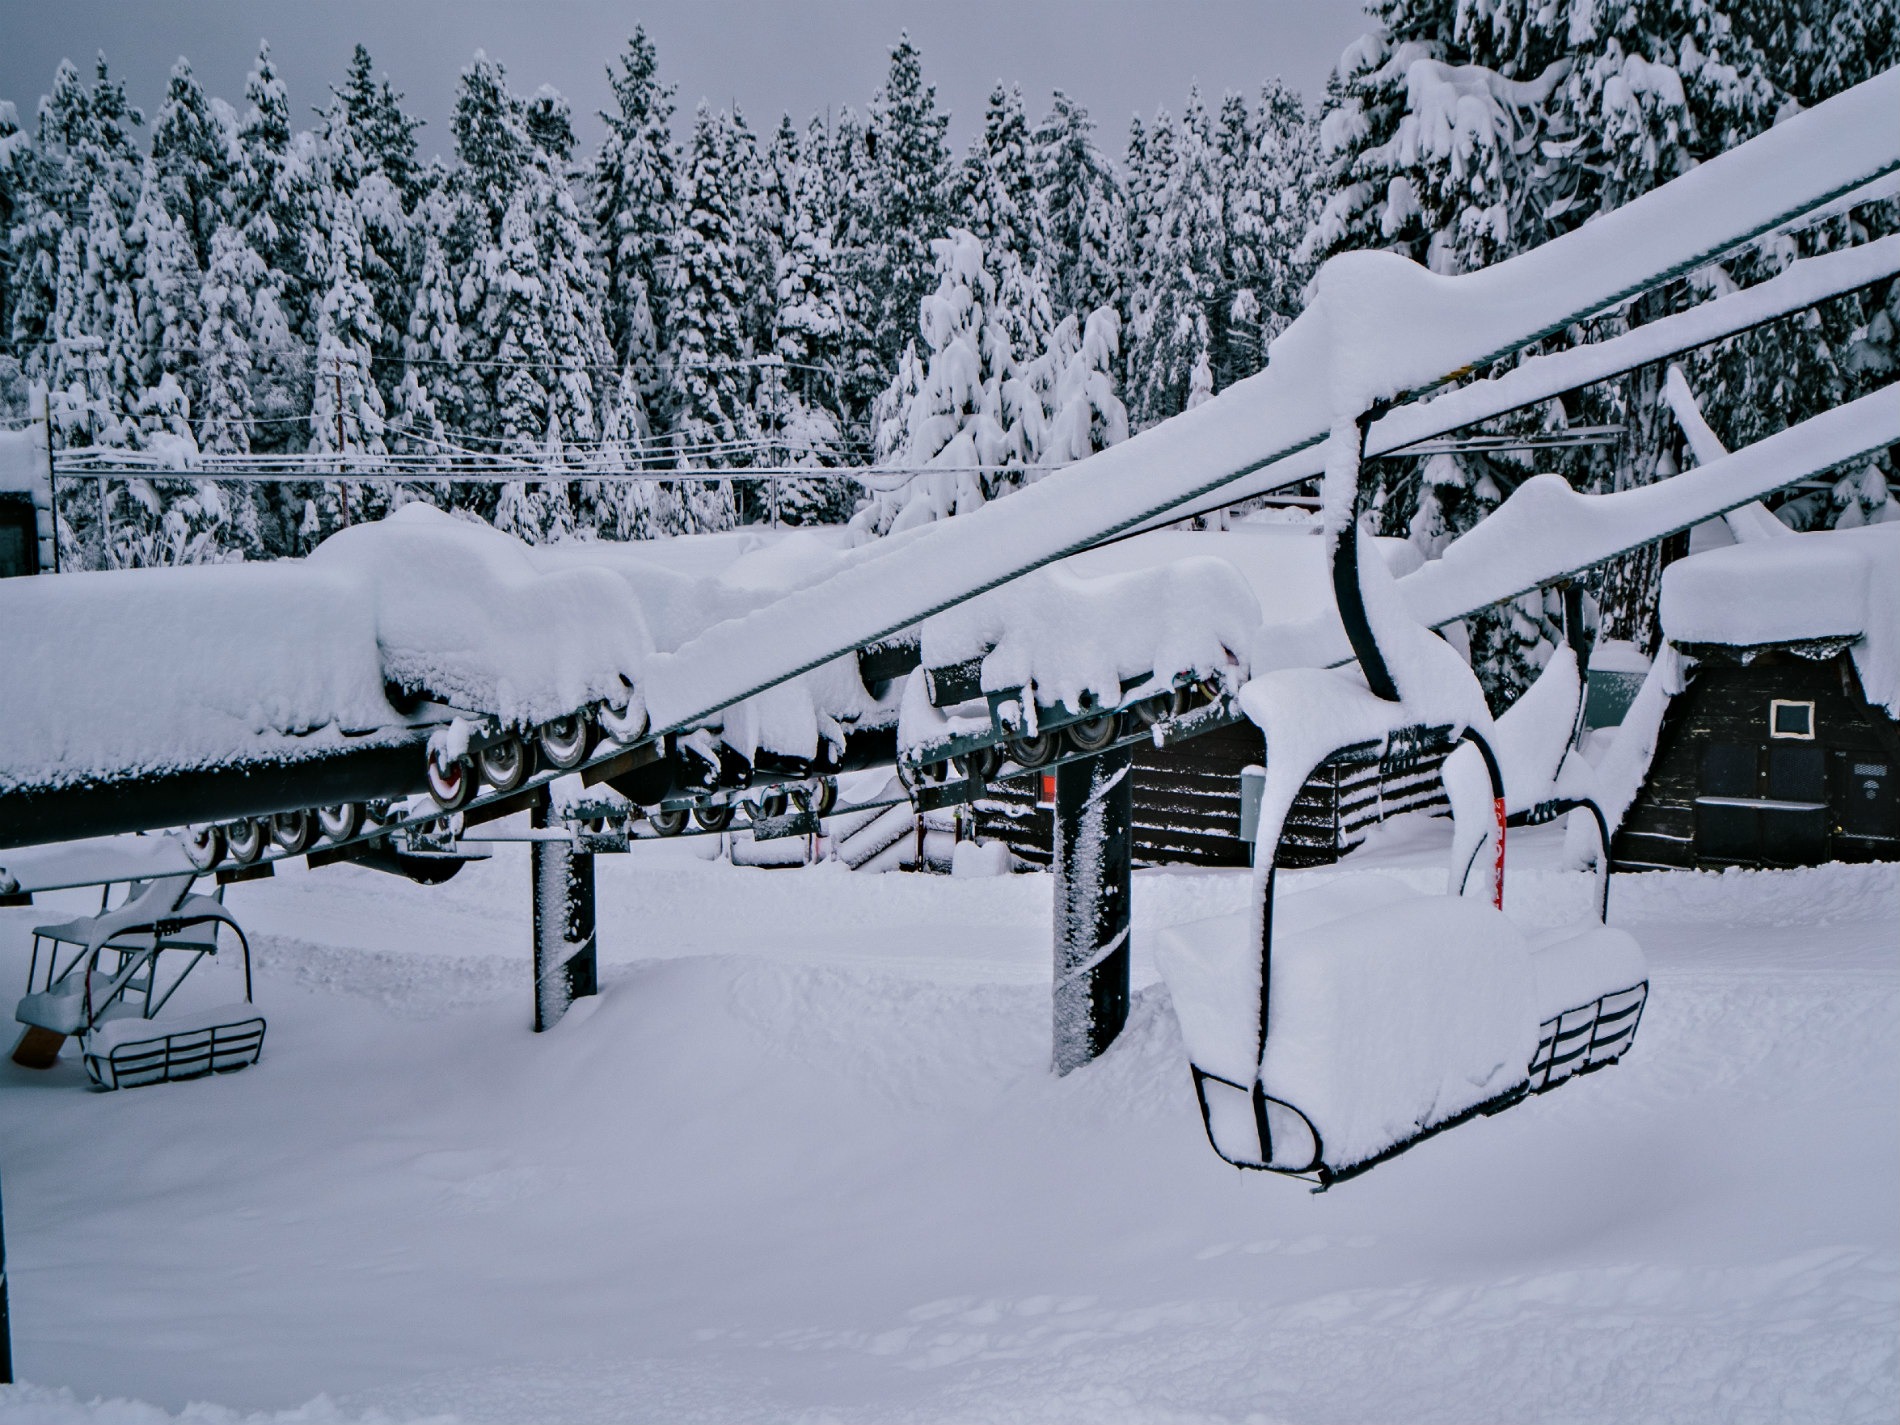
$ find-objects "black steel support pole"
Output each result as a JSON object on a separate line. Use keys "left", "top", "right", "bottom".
{"left": 1, "top": 1166, "right": 13, "bottom": 1384}
{"left": 530, "top": 799, "right": 598, "bottom": 1033}
{"left": 1052, "top": 746, "right": 1133, "bottom": 1075}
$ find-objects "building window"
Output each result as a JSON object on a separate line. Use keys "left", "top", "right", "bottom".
{"left": 1769, "top": 699, "right": 1815, "bottom": 740}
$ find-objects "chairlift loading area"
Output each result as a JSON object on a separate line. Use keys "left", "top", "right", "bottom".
{"left": 0, "top": 69, "right": 1895, "bottom": 1202}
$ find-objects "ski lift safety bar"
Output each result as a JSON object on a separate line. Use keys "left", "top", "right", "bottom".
{"left": 641, "top": 74, "right": 1900, "bottom": 740}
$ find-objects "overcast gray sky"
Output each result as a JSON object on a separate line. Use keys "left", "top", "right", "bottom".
{"left": 1, "top": 1, "right": 1373, "bottom": 161}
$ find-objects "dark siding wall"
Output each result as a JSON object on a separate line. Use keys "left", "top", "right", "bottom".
{"left": 1613, "top": 651, "right": 1900, "bottom": 871}
{"left": 976, "top": 720, "right": 1450, "bottom": 870}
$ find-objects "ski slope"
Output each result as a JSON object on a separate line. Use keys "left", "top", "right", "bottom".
{"left": 1, "top": 834, "right": 1893, "bottom": 1423}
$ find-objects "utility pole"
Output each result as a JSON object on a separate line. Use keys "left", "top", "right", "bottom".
{"left": 334, "top": 360, "right": 351, "bottom": 529}
{"left": 35, "top": 386, "right": 58, "bottom": 574}
{"left": 1, "top": 1166, "right": 14, "bottom": 1383}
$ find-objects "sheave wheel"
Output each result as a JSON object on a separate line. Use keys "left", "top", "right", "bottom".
{"left": 1005, "top": 731, "right": 1058, "bottom": 768}
{"left": 478, "top": 735, "right": 532, "bottom": 792}
{"left": 1066, "top": 713, "right": 1119, "bottom": 753}
{"left": 537, "top": 713, "right": 595, "bottom": 771}
{"left": 226, "top": 817, "right": 267, "bottom": 865}
{"left": 648, "top": 807, "right": 688, "bottom": 836}
{"left": 317, "top": 803, "right": 365, "bottom": 843}
{"left": 692, "top": 802, "right": 733, "bottom": 832}
{"left": 182, "top": 824, "right": 225, "bottom": 871}
{"left": 271, "top": 809, "right": 317, "bottom": 855}
{"left": 426, "top": 748, "right": 475, "bottom": 811}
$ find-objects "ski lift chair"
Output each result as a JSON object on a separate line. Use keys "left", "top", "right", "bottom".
{"left": 1161, "top": 415, "right": 1648, "bottom": 1186}
{"left": 12, "top": 873, "right": 264, "bottom": 1088}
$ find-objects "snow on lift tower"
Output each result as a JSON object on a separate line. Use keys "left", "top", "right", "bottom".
{"left": 11, "top": 873, "right": 263, "bottom": 1089}
{"left": 1154, "top": 407, "right": 1647, "bottom": 1188}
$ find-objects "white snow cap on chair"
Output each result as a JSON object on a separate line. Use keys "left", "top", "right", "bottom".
{"left": 1658, "top": 522, "right": 1900, "bottom": 715}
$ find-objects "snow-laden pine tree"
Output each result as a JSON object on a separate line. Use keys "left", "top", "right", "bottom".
{"left": 1128, "top": 94, "right": 1224, "bottom": 428}
{"left": 760, "top": 115, "right": 854, "bottom": 523}
{"left": 1031, "top": 92, "right": 1125, "bottom": 337}
{"left": 447, "top": 50, "right": 538, "bottom": 452}
{"left": 148, "top": 58, "right": 232, "bottom": 268}
{"left": 487, "top": 194, "right": 554, "bottom": 455}
{"left": 195, "top": 224, "right": 264, "bottom": 455}
{"left": 824, "top": 106, "right": 886, "bottom": 439}
{"left": 232, "top": 43, "right": 314, "bottom": 356}
{"left": 327, "top": 44, "right": 425, "bottom": 206}
{"left": 593, "top": 27, "right": 679, "bottom": 408}
{"left": 230, "top": 37, "right": 317, "bottom": 541}
{"left": 319, "top": 47, "right": 422, "bottom": 429}
{"left": 1683, "top": 1, "right": 1898, "bottom": 533}
{"left": 1248, "top": 78, "right": 1320, "bottom": 350}
{"left": 957, "top": 83, "right": 1037, "bottom": 266}
{"left": 309, "top": 195, "right": 387, "bottom": 464}
{"left": 12, "top": 57, "right": 144, "bottom": 375}
{"left": 581, "top": 359, "right": 668, "bottom": 538}
{"left": 1212, "top": 91, "right": 1265, "bottom": 391}
{"left": 129, "top": 162, "right": 203, "bottom": 416}
{"left": 521, "top": 86, "right": 611, "bottom": 464}
{"left": 0, "top": 100, "right": 45, "bottom": 366}
{"left": 1033, "top": 307, "right": 1130, "bottom": 463}
{"left": 55, "top": 180, "right": 142, "bottom": 444}
{"left": 396, "top": 190, "right": 464, "bottom": 447}
{"left": 661, "top": 102, "right": 752, "bottom": 530}
{"left": 867, "top": 34, "right": 952, "bottom": 369}
{"left": 1307, "top": 0, "right": 1791, "bottom": 696}
{"left": 854, "top": 229, "right": 1035, "bottom": 534}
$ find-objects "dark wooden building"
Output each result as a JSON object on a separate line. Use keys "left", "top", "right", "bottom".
{"left": 1612, "top": 645, "right": 1899, "bottom": 870}
{"left": 1611, "top": 524, "right": 1900, "bottom": 872}
{"left": 975, "top": 720, "right": 1450, "bottom": 870}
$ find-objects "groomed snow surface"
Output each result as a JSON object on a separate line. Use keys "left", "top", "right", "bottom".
{"left": 1, "top": 822, "right": 1894, "bottom": 1425}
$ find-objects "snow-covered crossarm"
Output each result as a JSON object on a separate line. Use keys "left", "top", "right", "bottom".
{"left": 642, "top": 71, "right": 1900, "bottom": 736}
{"left": 1401, "top": 386, "right": 1900, "bottom": 632}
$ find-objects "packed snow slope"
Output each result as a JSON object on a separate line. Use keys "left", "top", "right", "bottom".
{"left": 1, "top": 826, "right": 1894, "bottom": 1424}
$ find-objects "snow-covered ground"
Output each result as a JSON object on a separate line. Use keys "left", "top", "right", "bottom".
{"left": 1, "top": 825, "right": 1895, "bottom": 1424}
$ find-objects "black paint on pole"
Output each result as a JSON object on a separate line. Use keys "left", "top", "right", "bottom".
{"left": 1, "top": 1166, "right": 13, "bottom": 1384}
{"left": 1052, "top": 746, "right": 1133, "bottom": 1075}
{"left": 531, "top": 798, "right": 598, "bottom": 1033}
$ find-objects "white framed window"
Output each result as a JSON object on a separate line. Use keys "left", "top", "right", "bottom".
{"left": 1769, "top": 699, "right": 1816, "bottom": 740}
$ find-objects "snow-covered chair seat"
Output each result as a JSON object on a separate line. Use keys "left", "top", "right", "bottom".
{"left": 13, "top": 874, "right": 261, "bottom": 1085}
{"left": 82, "top": 1002, "right": 266, "bottom": 1090}
{"left": 1157, "top": 875, "right": 1648, "bottom": 1184}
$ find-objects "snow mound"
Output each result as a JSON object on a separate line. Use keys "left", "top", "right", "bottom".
{"left": 308, "top": 504, "right": 653, "bottom": 727}
{"left": 0, "top": 424, "right": 41, "bottom": 495}
{"left": 921, "top": 554, "right": 1255, "bottom": 710}
{"left": 0, "top": 560, "right": 397, "bottom": 792}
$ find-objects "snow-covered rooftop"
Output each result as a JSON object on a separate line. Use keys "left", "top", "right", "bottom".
{"left": 1659, "top": 521, "right": 1900, "bottom": 715}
